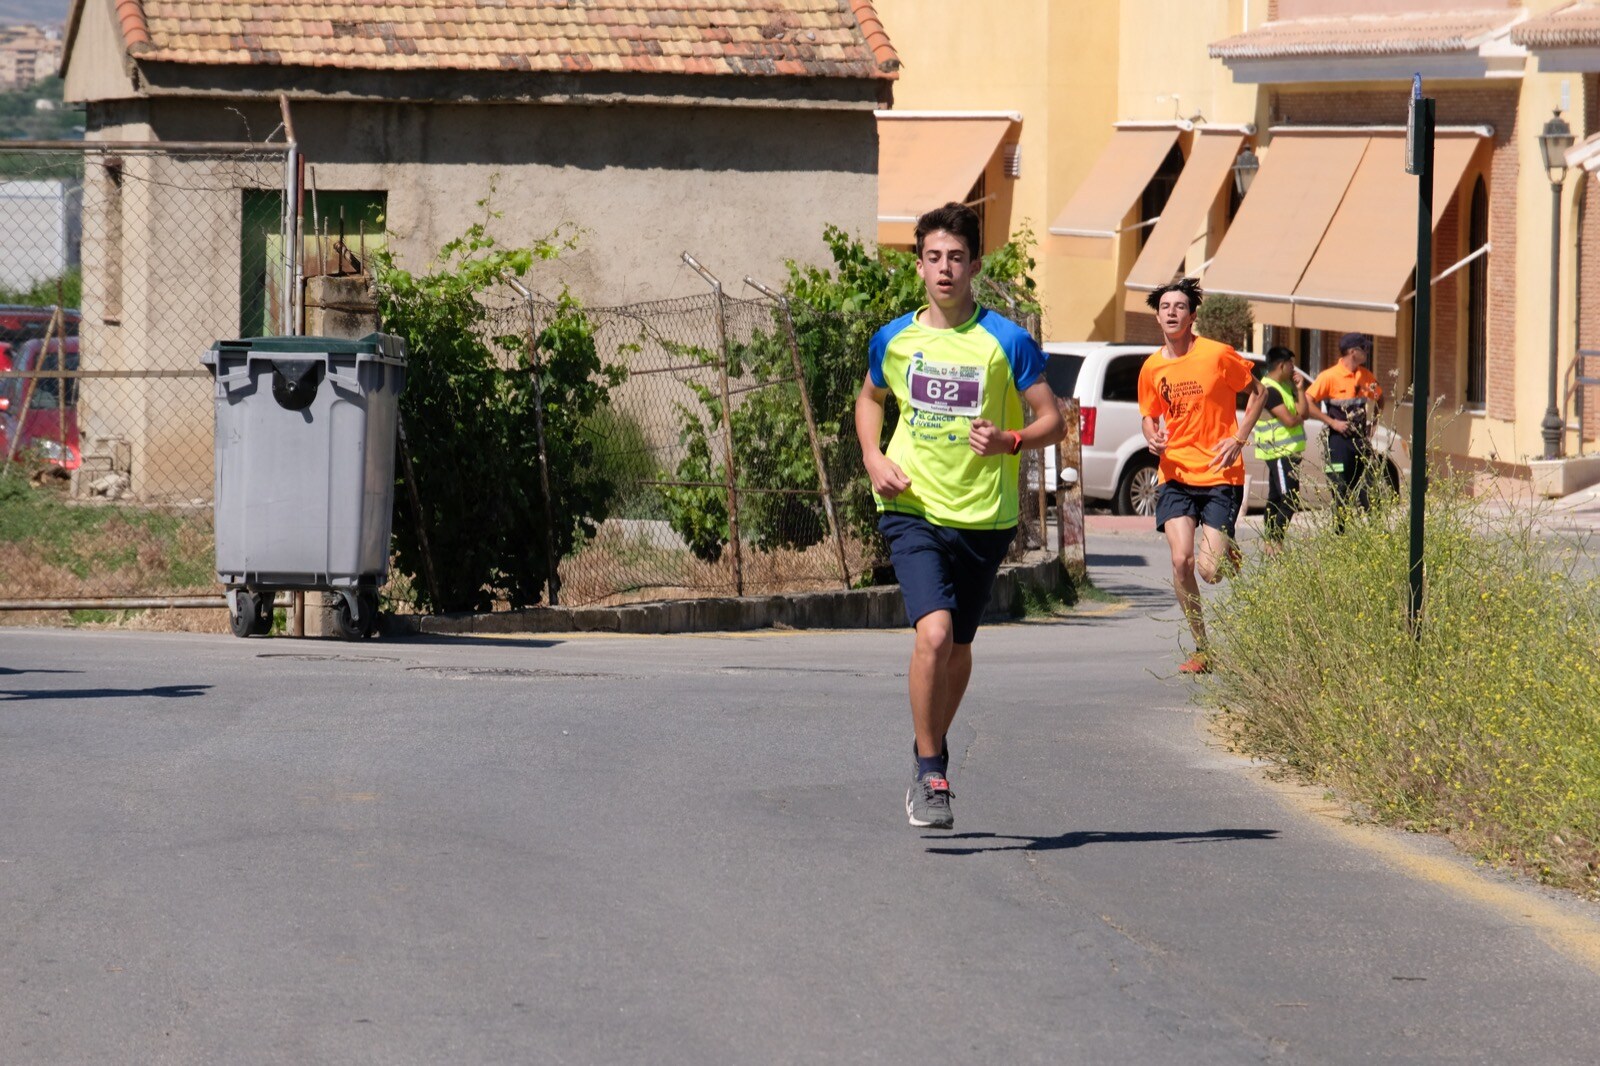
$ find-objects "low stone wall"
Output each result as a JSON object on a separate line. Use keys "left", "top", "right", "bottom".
{"left": 389, "top": 551, "right": 1071, "bottom": 637}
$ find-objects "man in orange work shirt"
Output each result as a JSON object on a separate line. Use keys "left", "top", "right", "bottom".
{"left": 1304, "top": 331, "right": 1385, "bottom": 529}
{"left": 1137, "top": 278, "right": 1269, "bottom": 674}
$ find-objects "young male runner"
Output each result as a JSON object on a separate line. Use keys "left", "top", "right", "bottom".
{"left": 855, "top": 201, "right": 1062, "bottom": 829}
{"left": 1137, "top": 278, "right": 1268, "bottom": 673}
{"left": 1252, "top": 346, "right": 1309, "bottom": 554}
{"left": 1304, "top": 331, "right": 1385, "bottom": 529}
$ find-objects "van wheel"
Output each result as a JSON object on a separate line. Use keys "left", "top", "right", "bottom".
{"left": 1114, "top": 457, "right": 1160, "bottom": 517}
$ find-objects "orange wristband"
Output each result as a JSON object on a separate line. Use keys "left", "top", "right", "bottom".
{"left": 1009, "top": 431, "right": 1024, "bottom": 455}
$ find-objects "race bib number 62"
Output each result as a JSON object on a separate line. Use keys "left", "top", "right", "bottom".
{"left": 907, "top": 360, "right": 983, "bottom": 417}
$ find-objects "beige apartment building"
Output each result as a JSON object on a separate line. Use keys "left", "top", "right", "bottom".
{"left": 876, "top": 0, "right": 1600, "bottom": 490}
{"left": 0, "top": 26, "right": 63, "bottom": 89}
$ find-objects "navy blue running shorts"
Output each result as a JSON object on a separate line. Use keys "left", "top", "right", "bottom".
{"left": 1154, "top": 481, "right": 1244, "bottom": 538}
{"left": 879, "top": 512, "right": 1016, "bottom": 645}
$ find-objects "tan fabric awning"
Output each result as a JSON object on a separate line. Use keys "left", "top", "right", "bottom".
{"left": 1293, "top": 133, "right": 1486, "bottom": 335}
{"left": 1048, "top": 128, "right": 1180, "bottom": 259}
{"left": 1122, "top": 132, "right": 1244, "bottom": 313}
{"left": 1200, "top": 131, "right": 1370, "bottom": 328}
{"left": 877, "top": 116, "right": 1015, "bottom": 247}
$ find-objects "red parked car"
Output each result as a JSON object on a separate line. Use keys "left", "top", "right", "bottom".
{"left": 0, "top": 335, "right": 81, "bottom": 471}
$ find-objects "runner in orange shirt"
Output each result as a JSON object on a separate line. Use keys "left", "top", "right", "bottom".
{"left": 1304, "top": 331, "right": 1385, "bottom": 530}
{"left": 1137, "top": 278, "right": 1269, "bottom": 673}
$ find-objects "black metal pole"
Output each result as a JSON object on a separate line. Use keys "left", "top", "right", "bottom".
{"left": 1542, "top": 178, "right": 1565, "bottom": 459}
{"left": 1408, "top": 96, "right": 1435, "bottom": 633}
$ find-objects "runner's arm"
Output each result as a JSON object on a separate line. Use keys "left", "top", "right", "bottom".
{"left": 1142, "top": 415, "right": 1168, "bottom": 454}
{"left": 855, "top": 375, "right": 911, "bottom": 498}
{"left": 970, "top": 381, "right": 1065, "bottom": 455}
{"left": 1210, "top": 377, "right": 1269, "bottom": 469}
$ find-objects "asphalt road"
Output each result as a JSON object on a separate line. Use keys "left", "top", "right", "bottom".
{"left": 5, "top": 532, "right": 1600, "bottom": 1064}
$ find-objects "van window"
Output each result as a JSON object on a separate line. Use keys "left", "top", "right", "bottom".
{"left": 1102, "top": 354, "right": 1145, "bottom": 403}
{"left": 1043, "top": 353, "right": 1083, "bottom": 399}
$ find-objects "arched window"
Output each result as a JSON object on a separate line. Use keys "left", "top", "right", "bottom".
{"left": 1465, "top": 177, "right": 1489, "bottom": 408}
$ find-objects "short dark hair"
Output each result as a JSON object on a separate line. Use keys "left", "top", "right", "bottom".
{"left": 914, "top": 202, "right": 982, "bottom": 258}
{"left": 1263, "top": 346, "right": 1296, "bottom": 371}
{"left": 1145, "top": 277, "right": 1204, "bottom": 314}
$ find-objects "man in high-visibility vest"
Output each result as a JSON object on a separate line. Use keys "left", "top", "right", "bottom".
{"left": 1252, "top": 346, "right": 1308, "bottom": 554}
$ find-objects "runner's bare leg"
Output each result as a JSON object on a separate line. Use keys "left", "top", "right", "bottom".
{"left": 1165, "top": 515, "right": 1207, "bottom": 649}
{"left": 1195, "top": 523, "right": 1234, "bottom": 584}
{"left": 936, "top": 642, "right": 972, "bottom": 747}
{"left": 910, "top": 609, "right": 955, "bottom": 757}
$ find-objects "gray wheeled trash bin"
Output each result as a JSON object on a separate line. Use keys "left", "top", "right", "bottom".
{"left": 202, "top": 333, "right": 407, "bottom": 639}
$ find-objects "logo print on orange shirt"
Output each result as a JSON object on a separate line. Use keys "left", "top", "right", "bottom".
{"left": 1158, "top": 371, "right": 1204, "bottom": 422}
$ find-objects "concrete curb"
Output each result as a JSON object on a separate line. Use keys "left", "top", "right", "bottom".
{"left": 387, "top": 552, "right": 1071, "bottom": 637}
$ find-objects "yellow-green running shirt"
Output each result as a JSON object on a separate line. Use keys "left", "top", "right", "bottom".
{"left": 867, "top": 306, "right": 1045, "bottom": 529}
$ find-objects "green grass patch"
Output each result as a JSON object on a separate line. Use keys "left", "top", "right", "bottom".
{"left": 1071, "top": 572, "right": 1122, "bottom": 606}
{"left": 1021, "top": 567, "right": 1124, "bottom": 618}
{"left": 67, "top": 609, "right": 139, "bottom": 626}
{"left": 0, "top": 476, "right": 217, "bottom": 596}
{"left": 1203, "top": 477, "right": 1600, "bottom": 896}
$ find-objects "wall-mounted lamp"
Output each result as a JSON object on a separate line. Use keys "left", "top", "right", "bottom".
{"left": 1231, "top": 145, "right": 1259, "bottom": 198}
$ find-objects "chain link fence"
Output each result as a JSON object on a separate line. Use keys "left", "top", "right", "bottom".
{"left": 452, "top": 286, "right": 1051, "bottom": 610}
{"left": 1, "top": 140, "right": 1054, "bottom": 622}
{"left": 516, "top": 290, "right": 870, "bottom": 607}
{"left": 0, "top": 141, "right": 291, "bottom": 620}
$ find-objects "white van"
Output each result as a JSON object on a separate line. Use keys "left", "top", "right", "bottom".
{"left": 1040, "top": 341, "right": 1404, "bottom": 516}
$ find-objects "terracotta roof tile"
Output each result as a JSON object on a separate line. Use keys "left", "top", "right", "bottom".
{"left": 1512, "top": 2, "right": 1600, "bottom": 47}
{"left": 1210, "top": 8, "right": 1524, "bottom": 60}
{"left": 90, "top": 0, "right": 898, "bottom": 79}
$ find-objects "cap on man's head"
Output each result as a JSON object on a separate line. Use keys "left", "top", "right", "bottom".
{"left": 1339, "top": 331, "right": 1372, "bottom": 354}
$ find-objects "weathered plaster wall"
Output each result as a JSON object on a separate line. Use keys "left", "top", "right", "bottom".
{"left": 61, "top": 0, "right": 138, "bottom": 104}
{"left": 126, "top": 98, "right": 877, "bottom": 307}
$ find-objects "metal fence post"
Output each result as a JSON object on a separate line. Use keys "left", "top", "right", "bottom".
{"left": 505, "top": 276, "right": 562, "bottom": 606}
{"left": 744, "top": 277, "right": 852, "bottom": 590}
{"left": 278, "top": 96, "right": 307, "bottom": 636}
{"left": 682, "top": 253, "right": 744, "bottom": 597}
{"left": 1056, "top": 397, "right": 1086, "bottom": 581}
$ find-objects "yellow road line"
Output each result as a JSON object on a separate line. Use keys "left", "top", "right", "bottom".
{"left": 1256, "top": 768, "right": 1600, "bottom": 975}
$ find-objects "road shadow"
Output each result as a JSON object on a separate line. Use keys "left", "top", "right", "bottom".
{"left": 924, "top": 827, "right": 1279, "bottom": 856}
{"left": 377, "top": 633, "right": 567, "bottom": 650}
{"left": 1086, "top": 553, "right": 1154, "bottom": 567}
{"left": 0, "top": 666, "right": 83, "bottom": 676}
{"left": 0, "top": 684, "right": 212, "bottom": 702}
{"left": 1086, "top": 578, "right": 1172, "bottom": 613}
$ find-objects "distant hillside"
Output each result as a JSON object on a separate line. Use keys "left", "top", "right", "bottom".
{"left": 0, "top": 0, "right": 66, "bottom": 28}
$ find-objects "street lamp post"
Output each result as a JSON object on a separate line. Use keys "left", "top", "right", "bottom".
{"left": 1540, "top": 109, "right": 1574, "bottom": 460}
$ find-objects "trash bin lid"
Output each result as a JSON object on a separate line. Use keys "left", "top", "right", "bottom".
{"left": 204, "top": 332, "right": 407, "bottom": 364}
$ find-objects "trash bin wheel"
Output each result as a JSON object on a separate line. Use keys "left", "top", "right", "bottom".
{"left": 333, "top": 591, "right": 367, "bottom": 642}
{"left": 231, "top": 589, "right": 272, "bottom": 638}
{"left": 359, "top": 589, "right": 381, "bottom": 639}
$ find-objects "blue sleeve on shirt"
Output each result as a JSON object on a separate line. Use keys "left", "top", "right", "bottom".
{"left": 867, "top": 312, "right": 917, "bottom": 389}
{"left": 977, "top": 309, "right": 1045, "bottom": 391}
